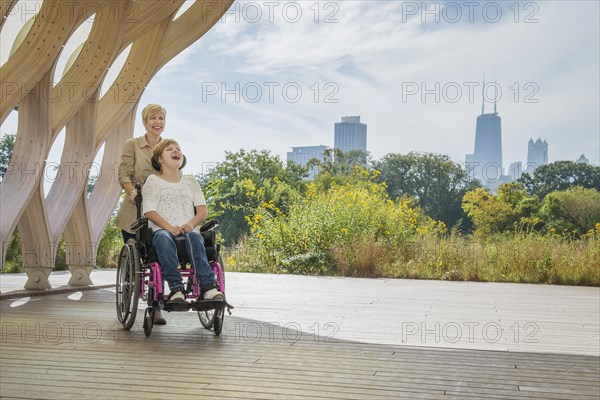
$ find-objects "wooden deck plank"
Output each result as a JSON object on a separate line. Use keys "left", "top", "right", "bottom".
{"left": 2, "top": 355, "right": 597, "bottom": 395}
{"left": 2, "top": 338, "right": 598, "bottom": 378}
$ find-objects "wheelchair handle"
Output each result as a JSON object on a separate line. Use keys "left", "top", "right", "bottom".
{"left": 200, "top": 219, "right": 220, "bottom": 232}
{"left": 135, "top": 183, "right": 143, "bottom": 219}
{"left": 130, "top": 217, "right": 147, "bottom": 231}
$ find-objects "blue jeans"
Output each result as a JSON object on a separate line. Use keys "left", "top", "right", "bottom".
{"left": 152, "top": 230, "right": 215, "bottom": 291}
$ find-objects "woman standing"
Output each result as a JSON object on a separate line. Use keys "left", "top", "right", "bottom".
{"left": 117, "top": 103, "right": 167, "bottom": 325}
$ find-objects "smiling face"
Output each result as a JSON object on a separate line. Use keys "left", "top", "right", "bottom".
{"left": 143, "top": 110, "right": 165, "bottom": 140}
{"left": 158, "top": 142, "right": 183, "bottom": 170}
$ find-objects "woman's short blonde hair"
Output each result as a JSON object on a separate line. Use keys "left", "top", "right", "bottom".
{"left": 141, "top": 104, "right": 166, "bottom": 121}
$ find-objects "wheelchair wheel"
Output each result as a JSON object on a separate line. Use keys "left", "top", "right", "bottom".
{"left": 116, "top": 240, "right": 141, "bottom": 330}
{"left": 198, "top": 255, "right": 225, "bottom": 330}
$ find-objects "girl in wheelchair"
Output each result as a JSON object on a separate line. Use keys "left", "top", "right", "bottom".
{"left": 142, "top": 139, "right": 224, "bottom": 305}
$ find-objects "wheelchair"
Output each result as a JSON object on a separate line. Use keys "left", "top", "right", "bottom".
{"left": 115, "top": 184, "right": 233, "bottom": 337}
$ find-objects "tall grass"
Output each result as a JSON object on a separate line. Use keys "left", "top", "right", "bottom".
{"left": 382, "top": 233, "right": 599, "bottom": 285}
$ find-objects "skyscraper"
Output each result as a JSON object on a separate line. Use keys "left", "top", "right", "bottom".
{"left": 287, "top": 145, "right": 328, "bottom": 179}
{"left": 508, "top": 161, "right": 523, "bottom": 181}
{"left": 526, "top": 138, "right": 548, "bottom": 173}
{"left": 334, "top": 116, "right": 367, "bottom": 154}
{"left": 465, "top": 90, "right": 502, "bottom": 187}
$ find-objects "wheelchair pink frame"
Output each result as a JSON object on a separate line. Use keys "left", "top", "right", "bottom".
{"left": 140, "top": 259, "right": 225, "bottom": 302}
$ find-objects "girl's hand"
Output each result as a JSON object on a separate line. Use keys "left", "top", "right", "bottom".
{"left": 180, "top": 222, "right": 194, "bottom": 233}
{"left": 166, "top": 224, "right": 183, "bottom": 236}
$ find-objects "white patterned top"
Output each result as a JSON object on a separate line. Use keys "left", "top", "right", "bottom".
{"left": 142, "top": 174, "right": 206, "bottom": 232}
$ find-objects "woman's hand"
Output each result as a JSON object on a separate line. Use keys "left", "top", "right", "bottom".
{"left": 127, "top": 190, "right": 137, "bottom": 205}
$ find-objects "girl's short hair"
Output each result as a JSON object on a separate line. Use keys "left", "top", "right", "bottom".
{"left": 141, "top": 104, "right": 166, "bottom": 121}
{"left": 151, "top": 139, "right": 183, "bottom": 171}
{"left": 152, "top": 138, "right": 179, "bottom": 159}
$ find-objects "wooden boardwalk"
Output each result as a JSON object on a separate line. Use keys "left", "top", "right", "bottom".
{"left": 1, "top": 273, "right": 599, "bottom": 399}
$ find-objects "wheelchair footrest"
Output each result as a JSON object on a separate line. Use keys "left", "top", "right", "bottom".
{"left": 163, "top": 299, "right": 234, "bottom": 313}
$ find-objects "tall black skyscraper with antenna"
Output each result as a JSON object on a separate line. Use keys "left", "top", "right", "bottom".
{"left": 465, "top": 78, "right": 503, "bottom": 187}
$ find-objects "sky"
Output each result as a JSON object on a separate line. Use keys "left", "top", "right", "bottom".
{"left": 1, "top": 0, "right": 599, "bottom": 180}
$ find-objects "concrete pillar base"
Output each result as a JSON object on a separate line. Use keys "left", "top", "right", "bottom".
{"left": 68, "top": 265, "right": 94, "bottom": 286}
{"left": 23, "top": 267, "right": 53, "bottom": 290}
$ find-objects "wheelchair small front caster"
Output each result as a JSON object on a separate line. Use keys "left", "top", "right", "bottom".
{"left": 143, "top": 308, "right": 154, "bottom": 337}
{"left": 213, "top": 315, "right": 223, "bottom": 336}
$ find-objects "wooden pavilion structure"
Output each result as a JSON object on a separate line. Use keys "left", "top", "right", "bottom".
{"left": 0, "top": 0, "right": 233, "bottom": 289}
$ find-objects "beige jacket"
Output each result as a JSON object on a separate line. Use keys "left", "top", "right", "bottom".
{"left": 116, "top": 135, "right": 160, "bottom": 233}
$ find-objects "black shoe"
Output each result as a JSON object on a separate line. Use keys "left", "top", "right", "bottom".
{"left": 153, "top": 310, "right": 167, "bottom": 325}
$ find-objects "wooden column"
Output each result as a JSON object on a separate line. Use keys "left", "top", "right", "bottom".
{"left": 57, "top": 96, "right": 98, "bottom": 286}
{"left": 5, "top": 71, "right": 54, "bottom": 289}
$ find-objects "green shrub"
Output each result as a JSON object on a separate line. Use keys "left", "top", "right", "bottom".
{"left": 96, "top": 214, "right": 122, "bottom": 268}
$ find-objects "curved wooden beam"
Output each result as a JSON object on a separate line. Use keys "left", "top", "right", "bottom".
{"left": 0, "top": 0, "right": 110, "bottom": 123}
{"left": 50, "top": 0, "right": 130, "bottom": 139}
{"left": 50, "top": 0, "right": 183, "bottom": 142}
{"left": 0, "top": 0, "right": 19, "bottom": 32}
{"left": 95, "top": 17, "right": 171, "bottom": 147}
{"left": 119, "top": 0, "right": 185, "bottom": 48}
{"left": 158, "top": 0, "right": 234, "bottom": 69}
{"left": 95, "top": 0, "right": 234, "bottom": 146}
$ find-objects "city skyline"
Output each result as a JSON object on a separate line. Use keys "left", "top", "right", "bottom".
{"left": 1, "top": 1, "right": 598, "bottom": 177}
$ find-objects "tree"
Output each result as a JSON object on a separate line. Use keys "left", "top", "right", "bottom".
{"left": 307, "top": 149, "right": 371, "bottom": 189}
{"left": 461, "top": 182, "right": 543, "bottom": 236}
{"left": 0, "top": 133, "right": 16, "bottom": 180}
{"left": 497, "top": 182, "right": 528, "bottom": 207}
{"left": 0, "top": 133, "right": 21, "bottom": 271}
{"left": 540, "top": 187, "right": 600, "bottom": 237}
{"left": 519, "top": 161, "right": 600, "bottom": 198}
{"left": 462, "top": 187, "right": 517, "bottom": 236}
{"left": 204, "top": 149, "right": 306, "bottom": 244}
{"left": 461, "top": 182, "right": 600, "bottom": 237}
{"left": 313, "top": 148, "right": 369, "bottom": 174}
{"left": 373, "top": 152, "right": 473, "bottom": 230}
{"left": 87, "top": 175, "right": 97, "bottom": 194}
